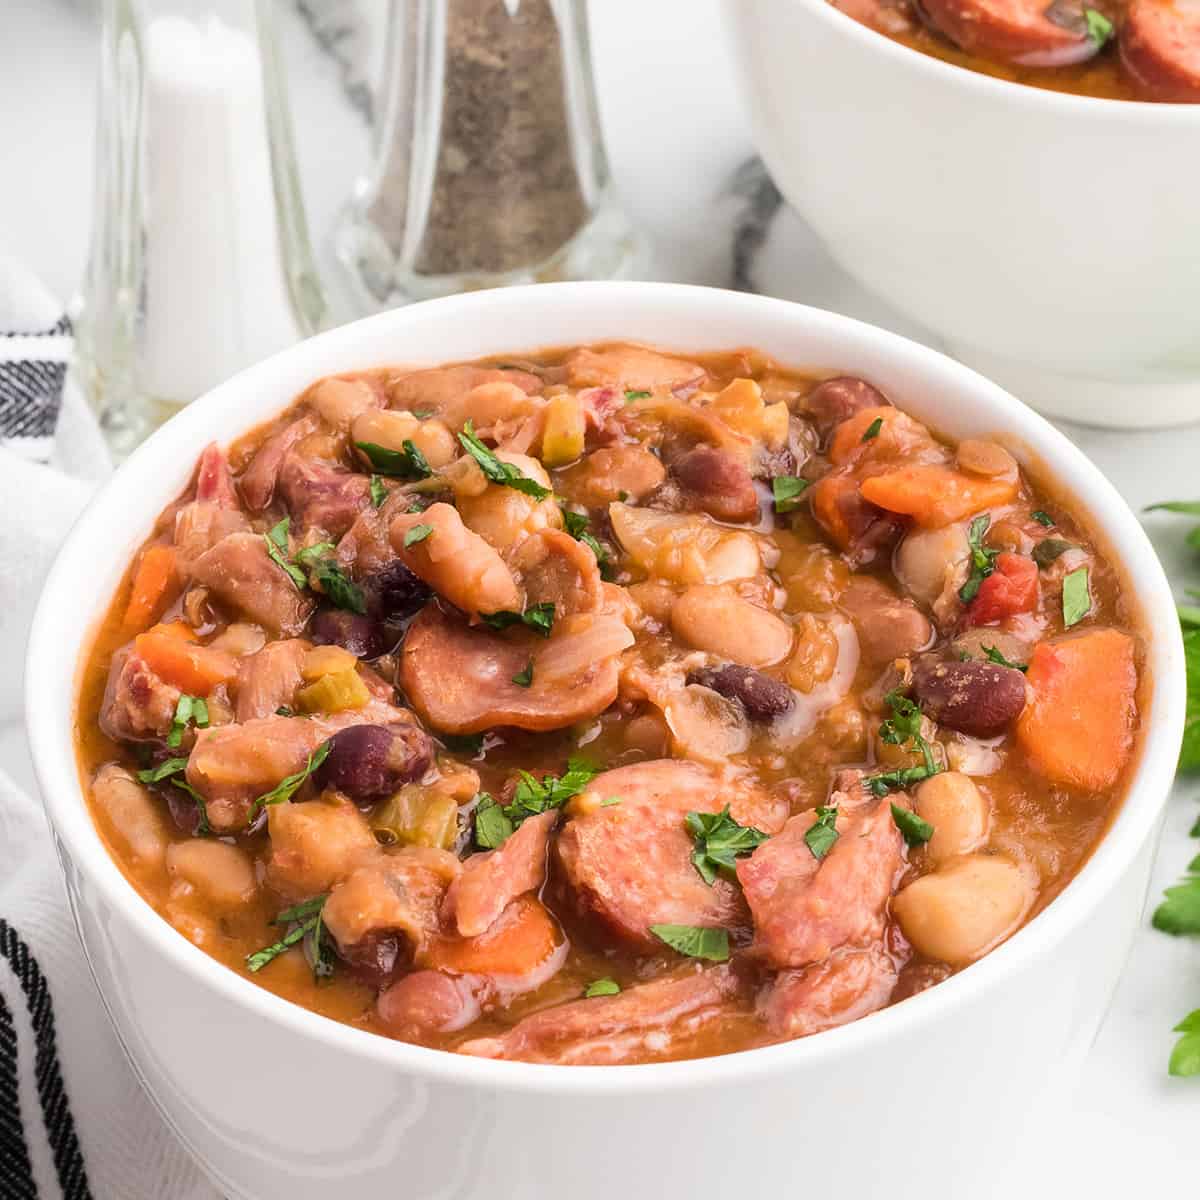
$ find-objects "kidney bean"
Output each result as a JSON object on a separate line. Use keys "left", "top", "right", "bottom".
{"left": 686, "top": 664, "right": 794, "bottom": 722}
{"left": 337, "top": 932, "right": 407, "bottom": 990}
{"left": 671, "top": 445, "right": 760, "bottom": 523}
{"left": 314, "top": 723, "right": 433, "bottom": 805}
{"left": 365, "top": 560, "right": 432, "bottom": 622}
{"left": 805, "top": 377, "right": 890, "bottom": 439}
{"left": 911, "top": 657, "right": 1027, "bottom": 738}
{"left": 310, "top": 608, "right": 389, "bottom": 659}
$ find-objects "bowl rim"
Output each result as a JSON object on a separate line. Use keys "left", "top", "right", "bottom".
{"left": 27, "top": 281, "right": 1186, "bottom": 1096}
{"left": 781, "top": 0, "right": 1200, "bottom": 120}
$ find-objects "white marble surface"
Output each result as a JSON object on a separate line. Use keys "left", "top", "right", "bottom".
{"left": 2, "top": 0, "right": 1198, "bottom": 1194}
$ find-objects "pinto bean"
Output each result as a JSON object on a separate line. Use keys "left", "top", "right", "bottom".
{"left": 562, "top": 445, "right": 666, "bottom": 507}
{"left": 671, "top": 445, "right": 760, "bottom": 524}
{"left": 913, "top": 772, "right": 989, "bottom": 864}
{"left": 805, "top": 376, "right": 890, "bottom": 439}
{"left": 166, "top": 840, "right": 257, "bottom": 908}
{"left": 686, "top": 664, "right": 794, "bottom": 722}
{"left": 911, "top": 657, "right": 1027, "bottom": 738}
{"left": 893, "top": 523, "right": 970, "bottom": 610}
{"left": 671, "top": 585, "right": 793, "bottom": 668}
{"left": 839, "top": 576, "right": 932, "bottom": 666}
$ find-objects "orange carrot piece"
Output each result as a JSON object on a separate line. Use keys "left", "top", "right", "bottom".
{"left": 860, "top": 464, "right": 1017, "bottom": 527}
{"left": 426, "top": 895, "right": 561, "bottom": 978}
{"left": 1016, "top": 628, "right": 1137, "bottom": 791}
{"left": 123, "top": 544, "right": 179, "bottom": 629}
{"left": 827, "top": 406, "right": 898, "bottom": 466}
{"left": 810, "top": 472, "right": 859, "bottom": 549}
{"left": 134, "top": 626, "right": 236, "bottom": 695}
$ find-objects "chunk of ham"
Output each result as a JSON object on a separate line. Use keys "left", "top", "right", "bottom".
{"left": 564, "top": 345, "right": 706, "bottom": 394}
{"left": 277, "top": 453, "right": 371, "bottom": 538}
{"left": 458, "top": 964, "right": 743, "bottom": 1065}
{"left": 759, "top": 947, "right": 898, "bottom": 1037}
{"left": 399, "top": 603, "right": 627, "bottom": 734}
{"left": 736, "top": 798, "right": 903, "bottom": 969}
{"left": 174, "top": 445, "right": 250, "bottom": 570}
{"left": 235, "top": 638, "right": 307, "bottom": 723}
{"left": 189, "top": 531, "right": 314, "bottom": 636}
{"left": 556, "top": 760, "right": 784, "bottom": 951}
{"left": 390, "top": 503, "right": 521, "bottom": 619}
{"left": 443, "top": 811, "right": 556, "bottom": 938}
{"left": 265, "top": 794, "right": 379, "bottom": 900}
{"left": 99, "top": 647, "right": 181, "bottom": 742}
{"left": 238, "top": 414, "right": 319, "bottom": 511}
{"left": 387, "top": 365, "right": 541, "bottom": 414}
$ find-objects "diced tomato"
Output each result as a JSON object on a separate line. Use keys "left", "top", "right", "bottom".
{"left": 963, "top": 553, "right": 1038, "bottom": 627}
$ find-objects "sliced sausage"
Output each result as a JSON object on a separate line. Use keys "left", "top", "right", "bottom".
{"left": 235, "top": 638, "right": 307, "bottom": 723}
{"left": 671, "top": 445, "right": 760, "bottom": 524}
{"left": 919, "top": 0, "right": 1102, "bottom": 65}
{"left": 805, "top": 376, "right": 890, "bottom": 440}
{"left": 564, "top": 345, "right": 706, "bottom": 394}
{"left": 737, "top": 799, "right": 903, "bottom": 969}
{"left": 839, "top": 576, "right": 933, "bottom": 665}
{"left": 759, "top": 947, "right": 898, "bottom": 1038}
{"left": 377, "top": 971, "right": 482, "bottom": 1039}
{"left": 1120, "top": 0, "right": 1200, "bottom": 101}
{"left": 556, "top": 760, "right": 782, "bottom": 951}
{"left": 911, "top": 656, "right": 1027, "bottom": 737}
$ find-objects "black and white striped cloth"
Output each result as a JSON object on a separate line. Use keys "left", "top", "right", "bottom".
{"left": 0, "top": 314, "right": 72, "bottom": 463}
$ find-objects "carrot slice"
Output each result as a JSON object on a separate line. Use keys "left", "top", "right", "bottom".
{"left": 134, "top": 625, "right": 236, "bottom": 695}
{"left": 426, "top": 895, "right": 561, "bottom": 978}
{"left": 123, "top": 544, "right": 179, "bottom": 629}
{"left": 1016, "top": 628, "right": 1137, "bottom": 790}
{"left": 827, "top": 406, "right": 899, "bottom": 466}
{"left": 860, "top": 465, "right": 1017, "bottom": 527}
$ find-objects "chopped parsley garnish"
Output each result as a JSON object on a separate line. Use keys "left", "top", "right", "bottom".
{"left": 1183, "top": 629, "right": 1200, "bottom": 773}
{"left": 275, "top": 706, "right": 294, "bottom": 717}
{"left": 772, "top": 475, "right": 810, "bottom": 514}
{"left": 866, "top": 691, "right": 943, "bottom": 796}
{"left": 891, "top": 802, "right": 935, "bottom": 847}
{"left": 442, "top": 732, "right": 486, "bottom": 757}
{"left": 1032, "top": 538, "right": 1074, "bottom": 568}
{"left": 295, "top": 545, "right": 365, "bottom": 614}
{"left": 403, "top": 523, "right": 434, "bottom": 548}
{"left": 958, "top": 514, "right": 999, "bottom": 604}
{"left": 601, "top": 796, "right": 622, "bottom": 807}
{"left": 585, "top": 978, "right": 621, "bottom": 998}
{"left": 878, "top": 689, "right": 923, "bottom": 746}
{"left": 624, "top": 389, "right": 651, "bottom": 403}
{"left": 264, "top": 517, "right": 307, "bottom": 589}
{"left": 1032, "top": 510, "right": 1055, "bottom": 527}
{"left": 862, "top": 417, "right": 883, "bottom": 441}
{"left": 804, "top": 805, "right": 840, "bottom": 861}
{"left": 649, "top": 924, "right": 730, "bottom": 962}
{"left": 138, "top": 756, "right": 191, "bottom": 784}
{"left": 1169, "top": 1009, "right": 1200, "bottom": 1077}
{"left": 369, "top": 475, "right": 388, "bottom": 508}
{"left": 458, "top": 421, "right": 551, "bottom": 500}
{"left": 512, "top": 660, "right": 534, "bottom": 688}
{"left": 685, "top": 806, "right": 770, "bottom": 885}
{"left": 473, "top": 794, "right": 514, "bottom": 849}
{"left": 472, "top": 758, "right": 599, "bottom": 849}
{"left": 246, "top": 895, "right": 333, "bottom": 979}
{"left": 1083, "top": 7, "right": 1114, "bottom": 45}
{"left": 562, "top": 509, "right": 612, "bottom": 574}
{"left": 167, "top": 694, "right": 209, "bottom": 748}
{"left": 983, "top": 645, "right": 1028, "bottom": 672}
{"left": 249, "top": 741, "right": 331, "bottom": 818}
{"left": 1062, "top": 566, "right": 1091, "bottom": 627}
{"left": 136, "top": 757, "right": 211, "bottom": 835}
{"left": 355, "top": 439, "right": 432, "bottom": 479}
{"left": 481, "top": 603, "right": 556, "bottom": 638}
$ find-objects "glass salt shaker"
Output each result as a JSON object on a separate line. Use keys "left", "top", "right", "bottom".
{"left": 335, "top": 0, "right": 640, "bottom": 310}
{"left": 73, "top": 0, "right": 325, "bottom": 457}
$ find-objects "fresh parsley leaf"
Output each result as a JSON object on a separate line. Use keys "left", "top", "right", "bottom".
{"left": 878, "top": 690, "right": 923, "bottom": 746}
{"left": 1032, "top": 510, "right": 1055, "bottom": 527}
{"left": 1083, "top": 7, "right": 1113, "bottom": 44}
{"left": 1181, "top": 605, "right": 1200, "bottom": 629}
{"left": 355, "top": 439, "right": 432, "bottom": 479}
{"left": 1153, "top": 854, "right": 1200, "bottom": 935}
{"left": 958, "top": 514, "right": 1000, "bottom": 604}
{"left": 624, "top": 389, "right": 651, "bottom": 403}
{"left": 369, "top": 475, "right": 388, "bottom": 508}
{"left": 167, "top": 694, "right": 209, "bottom": 748}
{"left": 458, "top": 421, "right": 551, "bottom": 500}
{"left": 685, "top": 806, "right": 770, "bottom": 885}
{"left": 305, "top": 556, "right": 366, "bottom": 614}
{"left": 563, "top": 510, "right": 590, "bottom": 539}
{"left": 136, "top": 756, "right": 211, "bottom": 835}
{"left": 249, "top": 741, "right": 331, "bottom": 818}
{"left": 649, "top": 924, "right": 730, "bottom": 962}
{"left": 1032, "top": 538, "right": 1074, "bottom": 568}
{"left": 137, "top": 756, "right": 191, "bottom": 784}
{"left": 442, "top": 732, "right": 485, "bottom": 757}
{"left": 274, "top": 896, "right": 327, "bottom": 924}
{"left": 473, "top": 793, "right": 515, "bottom": 849}
{"left": 295, "top": 541, "right": 337, "bottom": 567}
{"left": 412, "top": 408, "right": 435, "bottom": 419}
{"left": 245, "top": 922, "right": 310, "bottom": 973}
{"left": 870, "top": 692, "right": 943, "bottom": 795}
{"left": 772, "top": 475, "right": 810, "bottom": 514}
{"left": 1169, "top": 1009, "right": 1200, "bottom": 1076}
{"left": 247, "top": 894, "right": 332, "bottom": 978}
{"left": 1181, "top": 629, "right": 1200, "bottom": 772}
{"left": 891, "top": 802, "right": 934, "bottom": 847}
{"left": 562, "top": 509, "right": 613, "bottom": 574}
{"left": 804, "top": 805, "right": 840, "bottom": 860}
{"left": 862, "top": 417, "right": 883, "bottom": 441}
{"left": 1062, "top": 566, "right": 1091, "bottom": 627}
{"left": 512, "top": 660, "right": 534, "bottom": 688}
{"left": 600, "top": 796, "right": 622, "bottom": 807}
{"left": 584, "top": 977, "right": 621, "bottom": 997}
{"left": 481, "top": 603, "right": 556, "bottom": 638}
{"left": 403, "top": 523, "right": 434, "bottom": 548}
{"left": 1145, "top": 501, "right": 1200, "bottom": 515}
{"left": 264, "top": 517, "right": 308, "bottom": 589}
{"left": 509, "top": 758, "right": 599, "bottom": 821}
{"left": 983, "top": 645, "right": 1027, "bottom": 672}
{"left": 866, "top": 760, "right": 941, "bottom": 797}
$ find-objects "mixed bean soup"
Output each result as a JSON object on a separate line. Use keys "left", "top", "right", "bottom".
{"left": 77, "top": 344, "right": 1144, "bottom": 1065}
{"left": 835, "top": 0, "right": 1200, "bottom": 102}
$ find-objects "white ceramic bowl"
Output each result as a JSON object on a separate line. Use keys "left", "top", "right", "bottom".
{"left": 724, "top": 0, "right": 1200, "bottom": 428}
{"left": 28, "top": 284, "right": 1185, "bottom": 1200}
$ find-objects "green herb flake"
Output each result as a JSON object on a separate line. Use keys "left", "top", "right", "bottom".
{"left": 861, "top": 417, "right": 883, "bottom": 442}
{"left": 1183, "top": 630, "right": 1200, "bottom": 773}
{"left": 458, "top": 421, "right": 551, "bottom": 500}
{"left": 305, "top": 555, "right": 366, "bottom": 614}
{"left": 473, "top": 793, "right": 516, "bottom": 850}
{"left": 772, "top": 475, "right": 810, "bottom": 514}
{"left": 1062, "top": 566, "right": 1091, "bottom": 628}
{"left": 983, "top": 645, "right": 1028, "bottom": 672}
{"left": 1169, "top": 1009, "right": 1200, "bottom": 1077}
{"left": 600, "top": 796, "right": 622, "bottom": 807}
{"left": 264, "top": 517, "right": 308, "bottom": 589}
{"left": 1146, "top": 500, "right": 1200, "bottom": 516}
{"left": 867, "top": 694, "right": 943, "bottom": 796}
{"left": 512, "top": 660, "right": 534, "bottom": 688}
{"left": 167, "top": 694, "right": 210, "bottom": 748}
{"left": 562, "top": 509, "right": 612, "bottom": 572}
{"left": 247, "top": 894, "right": 332, "bottom": 978}
{"left": 584, "top": 978, "right": 621, "bottom": 998}
{"left": 1153, "top": 854, "right": 1200, "bottom": 936}
{"left": 1032, "top": 510, "right": 1055, "bottom": 527}
{"left": 804, "top": 805, "right": 840, "bottom": 861}
{"left": 275, "top": 706, "right": 294, "bottom": 717}
{"left": 509, "top": 758, "right": 599, "bottom": 821}
{"left": 685, "top": 805, "right": 770, "bottom": 886}
{"left": 624, "top": 389, "right": 651, "bottom": 403}
{"left": 649, "top": 924, "right": 730, "bottom": 962}
{"left": 890, "top": 802, "right": 934, "bottom": 847}
{"left": 403, "top": 523, "right": 435, "bottom": 549}
{"left": 355, "top": 439, "right": 432, "bottom": 480}
{"left": 369, "top": 475, "right": 388, "bottom": 508}
{"left": 481, "top": 603, "right": 556, "bottom": 638}
{"left": 1032, "top": 538, "right": 1075, "bottom": 569}
{"left": 137, "top": 756, "right": 191, "bottom": 785}
{"left": 958, "top": 514, "right": 999, "bottom": 605}
{"left": 249, "top": 741, "right": 332, "bottom": 819}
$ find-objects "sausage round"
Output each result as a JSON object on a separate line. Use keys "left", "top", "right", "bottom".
{"left": 918, "top": 0, "right": 1101, "bottom": 66}
{"left": 1120, "top": 0, "right": 1200, "bottom": 101}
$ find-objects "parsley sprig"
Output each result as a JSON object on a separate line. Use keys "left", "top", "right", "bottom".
{"left": 249, "top": 741, "right": 332, "bottom": 819}
{"left": 772, "top": 476, "right": 810, "bottom": 514}
{"left": 263, "top": 518, "right": 365, "bottom": 613}
{"left": 805, "top": 805, "right": 839, "bottom": 860}
{"left": 457, "top": 421, "right": 550, "bottom": 500}
{"left": 686, "top": 806, "right": 769, "bottom": 885}
{"left": 356, "top": 439, "right": 432, "bottom": 479}
{"left": 167, "top": 694, "right": 209, "bottom": 748}
{"left": 866, "top": 691, "right": 943, "bottom": 797}
{"left": 481, "top": 603, "right": 555, "bottom": 637}
{"left": 246, "top": 895, "right": 334, "bottom": 979}
{"left": 473, "top": 758, "right": 599, "bottom": 849}
{"left": 562, "top": 509, "right": 612, "bottom": 575}
{"left": 137, "top": 757, "right": 211, "bottom": 835}
{"left": 649, "top": 924, "right": 730, "bottom": 962}
{"left": 958, "top": 514, "right": 999, "bottom": 604}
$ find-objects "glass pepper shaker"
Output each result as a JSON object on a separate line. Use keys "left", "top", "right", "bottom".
{"left": 335, "top": 0, "right": 640, "bottom": 310}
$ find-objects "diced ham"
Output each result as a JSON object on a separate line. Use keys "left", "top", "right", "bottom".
{"left": 458, "top": 964, "right": 743, "bottom": 1065}
{"left": 564, "top": 345, "right": 706, "bottom": 394}
{"left": 264, "top": 794, "right": 379, "bottom": 899}
{"left": 839, "top": 575, "right": 933, "bottom": 665}
{"left": 174, "top": 445, "right": 250, "bottom": 570}
{"left": 443, "top": 811, "right": 556, "bottom": 938}
{"left": 235, "top": 638, "right": 308, "bottom": 723}
{"left": 99, "top": 647, "right": 181, "bottom": 742}
{"left": 556, "top": 760, "right": 784, "bottom": 951}
{"left": 759, "top": 947, "right": 898, "bottom": 1037}
{"left": 737, "top": 799, "right": 903, "bottom": 969}
{"left": 387, "top": 365, "right": 542, "bottom": 414}
{"left": 189, "top": 531, "right": 314, "bottom": 636}
{"left": 238, "top": 414, "right": 319, "bottom": 511}
{"left": 278, "top": 454, "right": 372, "bottom": 538}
